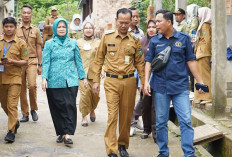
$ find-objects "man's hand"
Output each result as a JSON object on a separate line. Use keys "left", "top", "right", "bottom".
{"left": 1, "top": 58, "right": 13, "bottom": 65}
{"left": 198, "top": 88, "right": 205, "bottom": 94}
{"left": 83, "top": 79, "right": 88, "bottom": 89}
{"left": 93, "top": 82, "right": 100, "bottom": 95}
{"left": 143, "top": 82, "right": 151, "bottom": 96}
{"left": 37, "top": 66, "right": 42, "bottom": 75}
{"left": 139, "top": 84, "right": 144, "bottom": 94}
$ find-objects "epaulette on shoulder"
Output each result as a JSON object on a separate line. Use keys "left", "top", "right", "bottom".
{"left": 105, "top": 30, "right": 115, "bottom": 35}
{"left": 130, "top": 32, "right": 138, "bottom": 41}
{"left": 31, "top": 24, "right": 37, "bottom": 28}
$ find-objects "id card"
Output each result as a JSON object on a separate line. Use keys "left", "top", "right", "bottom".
{"left": 0, "top": 65, "right": 5, "bottom": 72}
{"left": 125, "top": 56, "right": 130, "bottom": 65}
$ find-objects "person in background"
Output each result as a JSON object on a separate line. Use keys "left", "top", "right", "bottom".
{"left": 16, "top": 4, "right": 42, "bottom": 123}
{"left": 186, "top": 4, "right": 199, "bottom": 36}
{"left": 0, "top": 17, "right": 28, "bottom": 143}
{"left": 69, "top": 14, "right": 83, "bottom": 39}
{"left": 173, "top": 8, "right": 187, "bottom": 32}
{"left": 140, "top": 19, "right": 157, "bottom": 142}
{"left": 42, "top": 18, "right": 87, "bottom": 145}
{"left": 194, "top": 7, "right": 212, "bottom": 105}
{"left": 128, "top": 6, "right": 144, "bottom": 137}
{"left": 77, "top": 22, "right": 101, "bottom": 127}
{"left": 43, "top": 6, "right": 60, "bottom": 46}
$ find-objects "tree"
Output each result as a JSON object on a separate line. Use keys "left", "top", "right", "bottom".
{"left": 15, "top": 0, "right": 79, "bottom": 25}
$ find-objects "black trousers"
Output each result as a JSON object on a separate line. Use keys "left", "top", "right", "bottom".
{"left": 46, "top": 86, "right": 78, "bottom": 136}
{"left": 142, "top": 89, "right": 156, "bottom": 141}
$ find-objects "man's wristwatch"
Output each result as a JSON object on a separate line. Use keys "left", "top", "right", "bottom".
{"left": 38, "top": 63, "right": 42, "bottom": 67}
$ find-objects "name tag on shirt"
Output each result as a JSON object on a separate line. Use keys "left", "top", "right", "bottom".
{"left": 0, "top": 65, "right": 5, "bottom": 72}
{"left": 125, "top": 56, "right": 130, "bottom": 65}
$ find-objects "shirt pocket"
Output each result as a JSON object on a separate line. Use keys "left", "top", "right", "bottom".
{"left": 172, "top": 47, "right": 185, "bottom": 62}
{"left": 29, "top": 32, "right": 37, "bottom": 45}
{"left": 107, "top": 46, "right": 118, "bottom": 61}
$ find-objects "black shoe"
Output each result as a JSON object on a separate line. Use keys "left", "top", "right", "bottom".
{"left": 64, "top": 137, "right": 73, "bottom": 144}
{"left": 14, "top": 121, "right": 20, "bottom": 134}
{"left": 90, "top": 117, "right": 96, "bottom": 122}
{"left": 56, "top": 135, "right": 64, "bottom": 143}
{"left": 20, "top": 116, "right": 29, "bottom": 122}
{"left": 118, "top": 145, "right": 129, "bottom": 157}
{"left": 140, "top": 133, "right": 149, "bottom": 139}
{"left": 4, "top": 131, "right": 15, "bottom": 143}
{"left": 108, "top": 153, "right": 118, "bottom": 157}
{"left": 31, "top": 110, "right": 38, "bottom": 121}
{"left": 81, "top": 122, "right": 88, "bottom": 127}
{"left": 157, "top": 154, "right": 169, "bottom": 157}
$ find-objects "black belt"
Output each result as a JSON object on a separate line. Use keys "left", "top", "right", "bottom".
{"left": 29, "top": 57, "right": 36, "bottom": 59}
{"left": 106, "top": 73, "right": 134, "bottom": 79}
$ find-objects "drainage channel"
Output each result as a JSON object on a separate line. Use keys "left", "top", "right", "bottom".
{"left": 168, "top": 107, "right": 232, "bottom": 157}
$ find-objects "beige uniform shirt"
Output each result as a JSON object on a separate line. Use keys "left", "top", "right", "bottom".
{"left": 93, "top": 30, "right": 145, "bottom": 84}
{"left": 0, "top": 35, "right": 28, "bottom": 84}
{"left": 195, "top": 23, "right": 212, "bottom": 59}
{"left": 77, "top": 38, "right": 100, "bottom": 79}
{"left": 44, "top": 16, "right": 59, "bottom": 36}
{"left": 16, "top": 24, "right": 42, "bottom": 58}
{"left": 69, "top": 29, "right": 83, "bottom": 39}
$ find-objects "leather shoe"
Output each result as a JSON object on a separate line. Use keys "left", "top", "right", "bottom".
{"left": 64, "top": 137, "right": 73, "bottom": 144}
{"left": 56, "top": 135, "right": 64, "bottom": 143}
{"left": 108, "top": 153, "right": 118, "bottom": 157}
{"left": 4, "top": 131, "right": 15, "bottom": 143}
{"left": 20, "top": 116, "right": 29, "bottom": 122}
{"left": 157, "top": 153, "right": 169, "bottom": 157}
{"left": 31, "top": 110, "right": 38, "bottom": 121}
{"left": 14, "top": 121, "right": 20, "bottom": 134}
{"left": 90, "top": 116, "right": 96, "bottom": 122}
{"left": 118, "top": 145, "right": 129, "bottom": 157}
{"left": 81, "top": 122, "right": 88, "bottom": 127}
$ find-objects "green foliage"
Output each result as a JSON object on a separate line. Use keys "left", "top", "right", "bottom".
{"left": 15, "top": 0, "right": 79, "bottom": 26}
{"left": 130, "top": 0, "right": 150, "bottom": 33}
{"left": 188, "top": 0, "right": 211, "bottom": 8}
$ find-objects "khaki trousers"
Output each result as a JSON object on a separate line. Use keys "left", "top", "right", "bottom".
{"left": 104, "top": 77, "right": 137, "bottom": 155}
{"left": 20, "top": 58, "right": 38, "bottom": 116}
{"left": 194, "top": 56, "right": 212, "bottom": 101}
{"left": 0, "top": 84, "right": 21, "bottom": 132}
{"left": 79, "top": 79, "right": 100, "bottom": 117}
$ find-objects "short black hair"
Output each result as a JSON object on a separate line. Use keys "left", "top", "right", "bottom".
{"left": 21, "top": 4, "right": 33, "bottom": 10}
{"left": 128, "top": 7, "right": 137, "bottom": 11}
{"left": 116, "top": 8, "right": 132, "bottom": 18}
{"left": 2, "top": 17, "right": 17, "bottom": 27}
{"left": 156, "top": 9, "right": 174, "bottom": 25}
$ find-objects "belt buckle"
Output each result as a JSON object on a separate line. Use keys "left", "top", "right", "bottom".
{"left": 118, "top": 75, "right": 123, "bottom": 79}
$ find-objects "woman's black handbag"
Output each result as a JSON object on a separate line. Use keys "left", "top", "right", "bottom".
{"left": 151, "top": 38, "right": 175, "bottom": 72}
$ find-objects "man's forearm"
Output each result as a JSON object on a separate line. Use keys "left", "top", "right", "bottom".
{"left": 145, "top": 62, "right": 151, "bottom": 83}
{"left": 187, "top": 60, "right": 203, "bottom": 84}
{"left": 37, "top": 44, "right": 42, "bottom": 64}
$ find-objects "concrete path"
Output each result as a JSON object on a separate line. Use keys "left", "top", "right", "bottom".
{"left": 0, "top": 77, "right": 184, "bottom": 157}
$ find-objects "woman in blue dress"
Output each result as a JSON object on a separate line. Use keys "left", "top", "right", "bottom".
{"left": 42, "top": 18, "right": 87, "bottom": 145}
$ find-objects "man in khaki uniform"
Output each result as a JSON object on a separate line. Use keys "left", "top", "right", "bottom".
{"left": 0, "top": 17, "right": 28, "bottom": 143}
{"left": 43, "top": 6, "right": 59, "bottom": 46}
{"left": 93, "top": 8, "right": 145, "bottom": 157}
{"left": 16, "top": 4, "right": 42, "bottom": 122}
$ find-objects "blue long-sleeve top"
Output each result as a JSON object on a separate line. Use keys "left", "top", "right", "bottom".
{"left": 42, "top": 36, "right": 86, "bottom": 88}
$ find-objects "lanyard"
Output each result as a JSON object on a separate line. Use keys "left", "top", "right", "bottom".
{"left": 22, "top": 27, "right": 31, "bottom": 44}
{"left": 3, "top": 40, "right": 12, "bottom": 56}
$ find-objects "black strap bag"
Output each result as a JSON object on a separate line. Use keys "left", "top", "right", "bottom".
{"left": 151, "top": 38, "right": 175, "bottom": 72}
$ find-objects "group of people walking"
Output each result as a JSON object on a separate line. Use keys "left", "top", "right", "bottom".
{"left": 0, "top": 3, "right": 212, "bottom": 157}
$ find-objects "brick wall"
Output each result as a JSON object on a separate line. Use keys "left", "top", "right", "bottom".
{"left": 92, "top": 0, "right": 132, "bottom": 36}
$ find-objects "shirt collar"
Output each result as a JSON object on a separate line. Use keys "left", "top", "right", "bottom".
{"left": 114, "top": 30, "right": 130, "bottom": 39}
{"left": 129, "top": 25, "right": 140, "bottom": 34}
{"left": 19, "top": 23, "right": 32, "bottom": 29}
{"left": 157, "top": 29, "right": 179, "bottom": 39}
{"left": 0, "top": 35, "right": 18, "bottom": 43}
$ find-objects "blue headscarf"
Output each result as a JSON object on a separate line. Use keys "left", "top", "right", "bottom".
{"left": 52, "top": 18, "right": 69, "bottom": 43}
